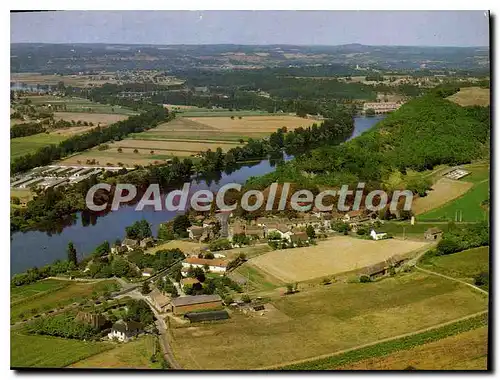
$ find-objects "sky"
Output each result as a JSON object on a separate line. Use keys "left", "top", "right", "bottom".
{"left": 11, "top": 10, "right": 490, "bottom": 46}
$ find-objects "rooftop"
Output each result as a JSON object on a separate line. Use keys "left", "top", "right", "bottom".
{"left": 171, "top": 294, "right": 222, "bottom": 307}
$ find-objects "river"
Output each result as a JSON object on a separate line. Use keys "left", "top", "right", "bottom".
{"left": 10, "top": 115, "right": 385, "bottom": 274}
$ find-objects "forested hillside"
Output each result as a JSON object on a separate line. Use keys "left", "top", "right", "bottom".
{"left": 247, "top": 93, "right": 490, "bottom": 190}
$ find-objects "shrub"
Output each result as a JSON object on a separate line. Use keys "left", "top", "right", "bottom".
{"left": 359, "top": 275, "right": 371, "bottom": 283}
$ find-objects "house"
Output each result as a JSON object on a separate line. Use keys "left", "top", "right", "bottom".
{"left": 107, "top": 320, "right": 143, "bottom": 342}
{"left": 184, "top": 310, "right": 229, "bottom": 323}
{"left": 182, "top": 257, "right": 229, "bottom": 274}
{"left": 187, "top": 226, "right": 206, "bottom": 241}
{"left": 290, "top": 232, "right": 309, "bottom": 246}
{"left": 370, "top": 229, "right": 388, "bottom": 241}
{"left": 266, "top": 224, "right": 294, "bottom": 241}
{"left": 148, "top": 288, "right": 170, "bottom": 313}
{"left": 180, "top": 277, "right": 200, "bottom": 291}
{"left": 122, "top": 238, "right": 139, "bottom": 251}
{"left": 245, "top": 225, "right": 265, "bottom": 239}
{"left": 363, "top": 262, "right": 389, "bottom": 279}
{"left": 424, "top": 227, "right": 443, "bottom": 241}
{"left": 170, "top": 294, "right": 223, "bottom": 315}
{"left": 111, "top": 245, "right": 127, "bottom": 255}
{"left": 140, "top": 237, "right": 154, "bottom": 249}
{"left": 343, "top": 210, "right": 369, "bottom": 223}
{"left": 142, "top": 268, "right": 154, "bottom": 277}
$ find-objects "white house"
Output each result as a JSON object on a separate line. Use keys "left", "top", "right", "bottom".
{"left": 182, "top": 257, "right": 228, "bottom": 274}
{"left": 266, "top": 224, "right": 294, "bottom": 241}
{"left": 107, "top": 320, "right": 143, "bottom": 342}
{"left": 370, "top": 229, "right": 388, "bottom": 241}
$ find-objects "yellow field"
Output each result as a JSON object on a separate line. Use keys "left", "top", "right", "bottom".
{"left": 186, "top": 115, "right": 317, "bottom": 133}
{"left": 111, "top": 139, "right": 240, "bottom": 155}
{"left": 251, "top": 236, "right": 430, "bottom": 282}
{"left": 54, "top": 112, "right": 128, "bottom": 126}
{"left": 170, "top": 271, "right": 488, "bottom": 369}
{"left": 339, "top": 327, "right": 488, "bottom": 370}
{"left": 147, "top": 240, "right": 207, "bottom": 254}
{"left": 447, "top": 87, "right": 490, "bottom": 107}
{"left": 412, "top": 178, "right": 474, "bottom": 215}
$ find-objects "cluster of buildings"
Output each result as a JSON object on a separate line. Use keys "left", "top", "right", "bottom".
{"left": 363, "top": 101, "right": 402, "bottom": 114}
{"left": 10, "top": 165, "right": 126, "bottom": 191}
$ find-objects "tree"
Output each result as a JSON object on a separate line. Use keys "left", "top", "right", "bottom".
{"left": 172, "top": 215, "right": 190, "bottom": 237}
{"left": 306, "top": 225, "right": 316, "bottom": 239}
{"left": 117, "top": 147, "right": 123, "bottom": 153}
{"left": 241, "top": 294, "right": 251, "bottom": 303}
{"left": 133, "top": 149, "right": 139, "bottom": 154}
{"left": 67, "top": 242, "right": 77, "bottom": 266}
{"left": 126, "top": 219, "right": 152, "bottom": 240}
{"left": 141, "top": 281, "right": 151, "bottom": 295}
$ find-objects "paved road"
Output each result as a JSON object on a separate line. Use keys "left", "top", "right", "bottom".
{"left": 258, "top": 309, "right": 488, "bottom": 370}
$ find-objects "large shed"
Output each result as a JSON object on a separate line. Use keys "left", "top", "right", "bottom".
{"left": 171, "top": 294, "right": 223, "bottom": 315}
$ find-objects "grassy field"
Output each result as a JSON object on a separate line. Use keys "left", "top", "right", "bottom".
{"left": 419, "top": 180, "right": 489, "bottom": 222}
{"left": 419, "top": 163, "right": 489, "bottom": 222}
{"left": 11, "top": 328, "right": 113, "bottom": 368}
{"left": 11, "top": 279, "right": 119, "bottom": 322}
{"left": 412, "top": 178, "right": 473, "bottom": 215}
{"left": 447, "top": 87, "right": 490, "bottom": 107}
{"left": 70, "top": 335, "right": 161, "bottom": 369}
{"left": 420, "top": 247, "right": 489, "bottom": 283}
{"left": 250, "top": 236, "right": 430, "bottom": 282}
{"left": 233, "top": 262, "right": 284, "bottom": 293}
{"left": 169, "top": 271, "right": 488, "bottom": 369}
{"left": 146, "top": 240, "right": 207, "bottom": 255}
{"left": 339, "top": 326, "right": 488, "bottom": 370}
{"left": 11, "top": 133, "right": 68, "bottom": 159}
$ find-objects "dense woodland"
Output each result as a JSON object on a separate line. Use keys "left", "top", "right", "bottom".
{"left": 246, "top": 90, "right": 490, "bottom": 191}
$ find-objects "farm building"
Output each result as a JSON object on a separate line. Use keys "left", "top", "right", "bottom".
{"left": 424, "top": 227, "right": 443, "bottom": 240}
{"left": 266, "top": 224, "right": 293, "bottom": 241}
{"left": 363, "top": 102, "right": 401, "bottom": 114}
{"left": 445, "top": 169, "right": 470, "bottom": 180}
{"left": 142, "top": 268, "right": 154, "bottom": 277}
{"left": 290, "top": 232, "right": 309, "bottom": 246}
{"left": 370, "top": 229, "right": 388, "bottom": 241}
{"left": 108, "top": 320, "right": 143, "bottom": 342}
{"left": 187, "top": 226, "right": 207, "bottom": 241}
{"left": 171, "top": 294, "right": 223, "bottom": 315}
{"left": 363, "top": 262, "right": 389, "bottom": 279}
{"left": 343, "top": 210, "right": 369, "bottom": 223}
{"left": 180, "top": 277, "right": 200, "bottom": 291}
{"left": 140, "top": 237, "right": 155, "bottom": 248}
{"left": 148, "top": 288, "right": 170, "bottom": 313}
{"left": 184, "top": 310, "right": 229, "bottom": 323}
{"left": 122, "top": 238, "right": 139, "bottom": 251}
{"left": 182, "top": 257, "right": 229, "bottom": 274}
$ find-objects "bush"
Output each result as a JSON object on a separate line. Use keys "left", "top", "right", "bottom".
{"left": 359, "top": 275, "right": 371, "bottom": 283}
{"left": 241, "top": 294, "right": 251, "bottom": 303}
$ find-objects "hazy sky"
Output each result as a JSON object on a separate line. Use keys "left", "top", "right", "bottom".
{"left": 11, "top": 10, "right": 489, "bottom": 46}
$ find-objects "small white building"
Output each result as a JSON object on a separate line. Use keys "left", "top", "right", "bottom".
{"left": 108, "top": 320, "right": 143, "bottom": 342}
{"left": 370, "top": 229, "right": 388, "bottom": 241}
{"left": 182, "top": 257, "right": 228, "bottom": 274}
{"left": 266, "top": 225, "right": 294, "bottom": 241}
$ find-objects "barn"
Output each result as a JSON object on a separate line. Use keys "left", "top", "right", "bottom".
{"left": 170, "top": 294, "right": 223, "bottom": 315}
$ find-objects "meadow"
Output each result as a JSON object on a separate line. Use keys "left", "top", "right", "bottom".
{"left": 11, "top": 133, "right": 67, "bottom": 159}
{"left": 11, "top": 328, "right": 113, "bottom": 368}
{"left": 169, "top": 271, "right": 488, "bottom": 369}
{"left": 11, "top": 279, "right": 119, "bottom": 323}
{"left": 447, "top": 87, "right": 490, "bottom": 107}
{"left": 250, "top": 236, "right": 430, "bottom": 282}
{"left": 70, "top": 335, "right": 161, "bottom": 369}
{"left": 420, "top": 246, "right": 489, "bottom": 284}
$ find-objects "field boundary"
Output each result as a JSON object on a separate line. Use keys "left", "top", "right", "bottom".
{"left": 261, "top": 310, "right": 488, "bottom": 370}
{"left": 415, "top": 265, "right": 489, "bottom": 296}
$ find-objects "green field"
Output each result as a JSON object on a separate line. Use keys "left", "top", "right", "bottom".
{"left": 170, "top": 271, "right": 488, "bottom": 369}
{"left": 24, "top": 96, "right": 136, "bottom": 115}
{"left": 420, "top": 247, "right": 489, "bottom": 283}
{"left": 11, "top": 328, "right": 113, "bottom": 368}
{"left": 11, "top": 279, "right": 69, "bottom": 303}
{"left": 11, "top": 280, "right": 119, "bottom": 323}
{"left": 234, "top": 262, "right": 283, "bottom": 293}
{"left": 377, "top": 222, "right": 443, "bottom": 238}
{"left": 11, "top": 133, "right": 68, "bottom": 159}
{"left": 419, "top": 180, "right": 489, "bottom": 222}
